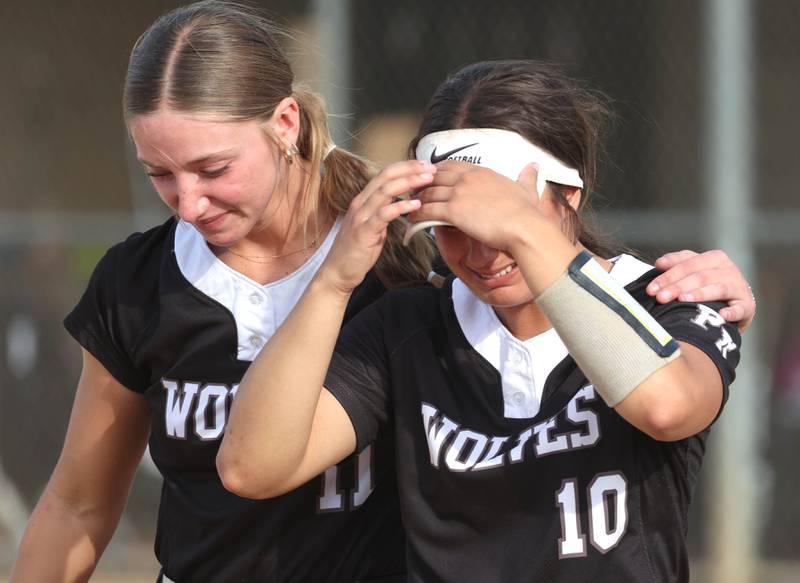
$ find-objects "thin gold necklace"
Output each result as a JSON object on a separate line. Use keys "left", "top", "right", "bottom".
{"left": 221, "top": 236, "right": 320, "bottom": 264}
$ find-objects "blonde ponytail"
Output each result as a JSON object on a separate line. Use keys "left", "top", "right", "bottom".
{"left": 293, "top": 88, "right": 435, "bottom": 289}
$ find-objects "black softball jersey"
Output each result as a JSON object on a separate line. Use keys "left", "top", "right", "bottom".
{"left": 64, "top": 217, "right": 405, "bottom": 582}
{"left": 325, "top": 254, "right": 741, "bottom": 583}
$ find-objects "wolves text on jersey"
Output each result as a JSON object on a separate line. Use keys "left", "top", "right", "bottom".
{"left": 421, "top": 384, "right": 601, "bottom": 473}
{"left": 162, "top": 379, "right": 239, "bottom": 440}
{"left": 160, "top": 379, "right": 374, "bottom": 512}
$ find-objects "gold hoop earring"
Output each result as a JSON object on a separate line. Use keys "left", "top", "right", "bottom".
{"left": 284, "top": 143, "right": 299, "bottom": 165}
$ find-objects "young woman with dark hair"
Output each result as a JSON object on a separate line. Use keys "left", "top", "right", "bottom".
{"left": 221, "top": 60, "right": 743, "bottom": 583}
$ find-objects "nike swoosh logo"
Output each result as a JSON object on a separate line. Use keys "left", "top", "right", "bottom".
{"left": 430, "top": 143, "right": 478, "bottom": 164}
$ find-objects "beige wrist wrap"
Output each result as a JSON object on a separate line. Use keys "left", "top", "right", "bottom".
{"left": 536, "top": 252, "right": 681, "bottom": 407}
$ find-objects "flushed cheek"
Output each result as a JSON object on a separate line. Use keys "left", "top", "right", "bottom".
{"left": 438, "top": 250, "right": 470, "bottom": 282}
{"left": 236, "top": 165, "right": 279, "bottom": 210}
{"left": 209, "top": 174, "right": 261, "bottom": 212}
{"left": 434, "top": 233, "right": 468, "bottom": 271}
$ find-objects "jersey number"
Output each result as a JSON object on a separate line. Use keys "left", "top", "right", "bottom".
{"left": 555, "top": 472, "right": 628, "bottom": 558}
{"left": 317, "top": 445, "right": 374, "bottom": 512}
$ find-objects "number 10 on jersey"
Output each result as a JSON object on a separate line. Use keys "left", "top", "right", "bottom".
{"left": 556, "top": 472, "right": 628, "bottom": 558}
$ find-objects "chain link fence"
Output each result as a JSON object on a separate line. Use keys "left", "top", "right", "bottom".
{"left": 1, "top": 0, "right": 798, "bottom": 579}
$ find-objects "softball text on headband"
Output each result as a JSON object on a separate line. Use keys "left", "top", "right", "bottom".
{"left": 403, "top": 128, "right": 584, "bottom": 245}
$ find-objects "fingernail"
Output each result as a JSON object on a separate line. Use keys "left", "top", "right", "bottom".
{"left": 648, "top": 283, "right": 660, "bottom": 294}
{"left": 419, "top": 172, "right": 433, "bottom": 181}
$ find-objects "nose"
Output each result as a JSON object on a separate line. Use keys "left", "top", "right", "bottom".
{"left": 175, "top": 177, "right": 209, "bottom": 224}
{"left": 467, "top": 238, "right": 499, "bottom": 267}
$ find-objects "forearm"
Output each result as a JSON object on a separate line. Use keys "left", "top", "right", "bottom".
{"left": 525, "top": 246, "right": 724, "bottom": 441}
{"left": 12, "top": 350, "right": 149, "bottom": 581}
{"left": 219, "top": 273, "right": 352, "bottom": 496}
{"left": 11, "top": 488, "right": 124, "bottom": 583}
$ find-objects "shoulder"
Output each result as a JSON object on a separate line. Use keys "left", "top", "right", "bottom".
{"left": 615, "top": 255, "right": 742, "bottom": 378}
{"left": 609, "top": 253, "right": 657, "bottom": 290}
{"left": 340, "top": 278, "right": 446, "bottom": 349}
{"left": 614, "top": 254, "right": 731, "bottom": 327}
{"left": 616, "top": 254, "right": 734, "bottom": 336}
{"left": 71, "top": 217, "right": 178, "bottom": 330}
{"left": 93, "top": 218, "right": 177, "bottom": 297}
{"left": 380, "top": 279, "right": 444, "bottom": 322}
{"left": 102, "top": 217, "right": 176, "bottom": 274}
{"left": 64, "top": 218, "right": 178, "bottom": 391}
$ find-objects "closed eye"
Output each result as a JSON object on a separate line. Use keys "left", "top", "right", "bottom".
{"left": 201, "top": 164, "right": 230, "bottom": 178}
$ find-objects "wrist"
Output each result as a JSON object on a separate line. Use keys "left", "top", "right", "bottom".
{"left": 310, "top": 268, "right": 355, "bottom": 306}
{"left": 507, "top": 217, "right": 583, "bottom": 296}
{"left": 506, "top": 210, "right": 570, "bottom": 256}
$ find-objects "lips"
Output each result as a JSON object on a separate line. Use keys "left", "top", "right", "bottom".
{"left": 478, "top": 263, "right": 517, "bottom": 279}
{"left": 196, "top": 212, "right": 228, "bottom": 230}
{"left": 468, "top": 262, "right": 519, "bottom": 286}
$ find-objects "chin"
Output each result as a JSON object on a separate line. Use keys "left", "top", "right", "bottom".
{"left": 484, "top": 291, "right": 535, "bottom": 309}
{"left": 196, "top": 220, "right": 252, "bottom": 248}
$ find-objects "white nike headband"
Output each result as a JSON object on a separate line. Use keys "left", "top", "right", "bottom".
{"left": 403, "top": 128, "right": 584, "bottom": 245}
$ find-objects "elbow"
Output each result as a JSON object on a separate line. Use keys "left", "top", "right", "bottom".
{"left": 618, "top": 380, "right": 701, "bottom": 441}
{"left": 216, "top": 452, "right": 283, "bottom": 500}
{"left": 619, "top": 358, "right": 719, "bottom": 441}
{"left": 215, "top": 453, "right": 259, "bottom": 499}
{"left": 638, "top": 405, "right": 695, "bottom": 441}
{"left": 635, "top": 384, "right": 720, "bottom": 441}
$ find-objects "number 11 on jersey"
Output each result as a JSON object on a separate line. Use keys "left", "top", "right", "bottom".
{"left": 317, "top": 445, "right": 375, "bottom": 512}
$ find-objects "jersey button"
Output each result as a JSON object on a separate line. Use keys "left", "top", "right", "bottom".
{"left": 250, "top": 293, "right": 263, "bottom": 305}
{"left": 513, "top": 392, "right": 525, "bottom": 406}
{"left": 249, "top": 335, "right": 263, "bottom": 348}
{"left": 511, "top": 351, "right": 523, "bottom": 364}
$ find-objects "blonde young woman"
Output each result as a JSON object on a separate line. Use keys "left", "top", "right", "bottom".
{"left": 11, "top": 2, "right": 432, "bottom": 581}
{"left": 13, "top": 3, "right": 753, "bottom": 582}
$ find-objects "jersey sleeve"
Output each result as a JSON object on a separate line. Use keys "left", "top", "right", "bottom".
{"left": 63, "top": 244, "right": 150, "bottom": 392}
{"left": 654, "top": 299, "right": 742, "bottom": 413}
{"left": 325, "top": 299, "right": 392, "bottom": 452}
